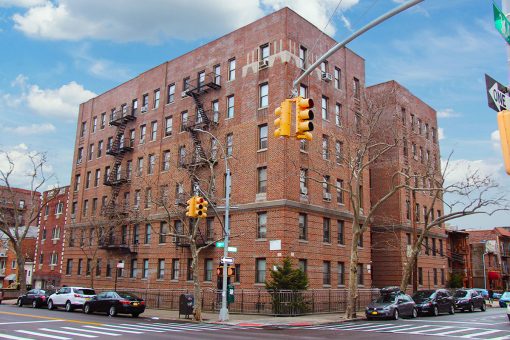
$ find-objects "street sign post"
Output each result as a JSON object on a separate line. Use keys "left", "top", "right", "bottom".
{"left": 494, "top": 3, "right": 510, "bottom": 44}
{"left": 221, "top": 257, "right": 234, "bottom": 264}
{"left": 485, "top": 74, "right": 510, "bottom": 112}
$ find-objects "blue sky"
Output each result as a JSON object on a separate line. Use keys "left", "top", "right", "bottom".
{"left": 0, "top": 0, "right": 508, "bottom": 229}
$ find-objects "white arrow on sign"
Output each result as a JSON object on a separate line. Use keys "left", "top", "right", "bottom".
{"left": 489, "top": 82, "right": 510, "bottom": 111}
{"left": 221, "top": 257, "right": 234, "bottom": 264}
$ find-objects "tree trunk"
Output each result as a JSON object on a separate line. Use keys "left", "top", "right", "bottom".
{"left": 400, "top": 243, "right": 420, "bottom": 292}
{"left": 15, "top": 246, "right": 27, "bottom": 292}
{"left": 191, "top": 242, "right": 202, "bottom": 322}
{"left": 345, "top": 229, "right": 360, "bottom": 319}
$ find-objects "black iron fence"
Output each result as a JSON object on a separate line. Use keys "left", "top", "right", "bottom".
{"left": 96, "top": 288, "right": 379, "bottom": 316}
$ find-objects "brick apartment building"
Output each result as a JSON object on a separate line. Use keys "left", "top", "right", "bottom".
{"left": 62, "top": 8, "right": 375, "bottom": 290}
{"left": 33, "top": 186, "right": 70, "bottom": 289}
{"left": 367, "top": 81, "right": 448, "bottom": 290}
{"left": 446, "top": 227, "right": 472, "bottom": 288}
{"left": 0, "top": 186, "right": 40, "bottom": 288}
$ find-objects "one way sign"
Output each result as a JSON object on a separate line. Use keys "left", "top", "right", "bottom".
{"left": 486, "top": 74, "right": 510, "bottom": 112}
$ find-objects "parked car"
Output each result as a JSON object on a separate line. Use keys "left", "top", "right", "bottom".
{"left": 499, "top": 292, "right": 510, "bottom": 308}
{"left": 17, "top": 289, "right": 54, "bottom": 308}
{"left": 48, "top": 287, "right": 96, "bottom": 312}
{"left": 83, "top": 291, "right": 145, "bottom": 317}
{"left": 454, "top": 289, "right": 486, "bottom": 312}
{"left": 493, "top": 292, "right": 503, "bottom": 300}
{"left": 473, "top": 288, "right": 489, "bottom": 299}
{"left": 412, "top": 289, "right": 455, "bottom": 316}
{"left": 366, "top": 287, "right": 417, "bottom": 320}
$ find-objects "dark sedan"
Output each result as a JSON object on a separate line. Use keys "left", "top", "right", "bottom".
{"left": 412, "top": 289, "right": 455, "bottom": 316}
{"left": 366, "top": 292, "right": 417, "bottom": 320}
{"left": 499, "top": 291, "right": 510, "bottom": 307}
{"left": 17, "top": 289, "right": 54, "bottom": 308}
{"left": 83, "top": 291, "right": 145, "bottom": 317}
{"left": 454, "top": 289, "right": 486, "bottom": 312}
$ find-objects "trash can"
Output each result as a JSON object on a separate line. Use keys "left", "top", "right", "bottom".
{"left": 179, "top": 294, "right": 194, "bottom": 319}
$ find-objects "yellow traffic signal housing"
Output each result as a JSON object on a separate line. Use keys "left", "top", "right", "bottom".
{"left": 185, "top": 196, "right": 197, "bottom": 217}
{"left": 227, "top": 266, "right": 236, "bottom": 277}
{"left": 274, "top": 99, "right": 292, "bottom": 137}
{"left": 497, "top": 110, "right": 510, "bottom": 175}
{"left": 195, "top": 196, "right": 208, "bottom": 218}
{"left": 296, "top": 97, "right": 314, "bottom": 141}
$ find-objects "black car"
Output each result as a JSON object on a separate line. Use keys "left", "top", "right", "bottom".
{"left": 454, "top": 289, "right": 486, "bottom": 312}
{"left": 17, "top": 289, "right": 54, "bottom": 308}
{"left": 83, "top": 291, "right": 145, "bottom": 317}
{"left": 412, "top": 289, "right": 455, "bottom": 316}
{"left": 366, "top": 287, "right": 417, "bottom": 320}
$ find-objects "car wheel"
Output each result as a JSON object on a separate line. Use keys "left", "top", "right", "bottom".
{"left": 17, "top": 299, "right": 23, "bottom": 307}
{"left": 433, "top": 306, "right": 439, "bottom": 317}
{"left": 412, "top": 308, "right": 418, "bottom": 319}
{"left": 393, "top": 309, "right": 399, "bottom": 320}
{"left": 109, "top": 306, "right": 117, "bottom": 317}
{"left": 83, "top": 303, "right": 92, "bottom": 314}
{"left": 468, "top": 303, "right": 474, "bottom": 313}
{"left": 449, "top": 304, "right": 455, "bottom": 315}
{"left": 65, "top": 301, "right": 73, "bottom": 312}
{"left": 48, "top": 300, "right": 54, "bottom": 310}
{"left": 132, "top": 313, "right": 140, "bottom": 318}
{"left": 32, "top": 300, "right": 38, "bottom": 308}
{"left": 480, "top": 303, "right": 486, "bottom": 312}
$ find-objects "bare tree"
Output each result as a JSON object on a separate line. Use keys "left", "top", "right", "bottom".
{"left": 0, "top": 150, "right": 54, "bottom": 291}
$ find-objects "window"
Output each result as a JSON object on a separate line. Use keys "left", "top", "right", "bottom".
{"left": 154, "top": 89, "right": 160, "bottom": 109}
{"left": 424, "top": 237, "right": 429, "bottom": 255}
{"left": 137, "top": 157, "right": 143, "bottom": 176}
{"left": 300, "top": 168, "right": 308, "bottom": 195}
{"left": 134, "top": 190, "right": 140, "bottom": 209}
{"left": 255, "top": 258, "right": 266, "bottom": 283}
{"left": 418, "top": 118, "right": 422, "bottom": 135}
{"left": 439, "top": 239, "right": 444, "bottom": 256}
{"left": 85, "top": 171, "right": 91, "bottom": 189}
{"left": 212, "top": 100, "right": 219, "bottom": 123}
{"left": 183, "top": 77, "right": 190, "bottom": 93}
{"left": 206, "top": 218, "right": 214, "bottom": 241}
{"left": 357, "top": 263, "right": 364, "bottom": 285}
{"left": 99, "top": 112, "right": 106, "bottom": 129}
{"left": 358, "top": 233, "right": 364, "bottom": 247}
{"left": 337, "top": 262, "right": 345, "bottom": 285}
{"left": 151, "top": 121, "right": 158, "bottom": 141}
{"left": 298, "top": 213, "right": 307, "bottom": 240}
{"left": 77, "top": 259, "right": 82, "bottom": 275}
{"left": 432, "top": 127, "right": 437, "bottom": 142}
{"left": 353, "top": 77, "right": 361, "bottom": 99}
{"left": 299, "top": 84, "right": 307, "bottom": 97}
{"left": 142, "top": 94, "right": 149, "bottom": 111}
{"left": 259, "top": 83, "right": 268, "bottom": 108}
{"left": 66, "top": 259, "right": 73, "bottom": 275}
{"left": 204, "top": 259, "right": 213, "bottom": 281}
{"left": 298, "top": 259, "right": 307, "bottom": 276}
{"left": 129, "top": 259, "right": 137, "bottom": 278}
{"left": 165, "top": 116, "right": 173, "bottom": 136}
{"left": 300, "top": 139, "right": 307, "bottom": 152}
{"left": 140, "top": 124, "right": 146, "bottom": 144}
{"left": 154, "top": 259, "right": 164, "bottom": 279}
{"left": 227, "top": 95, "right": 234, "bottom": 118}
{"left": 144, "top": 188, "right": 152, "bottom": 208}
{"left": 257, "top": 212, "right": 267, "bottom": 239}
{"left": 82, "top": 200, "right": 88, "bottom": 216}
{"left": 335, "top": 103, "right": 342, "bottom": 126}
{"left": 260, "top": 43, "right": 269, "bottom": 61}
{"left": 335, "top": 140, "right": 343, "bottom": 164}
{"left": 257, "top": 167, "right": 267, "bottom": 193}
{"left": 323, "top": 261, "right": 331, "bottom": 285}
{"left": 96, "top": 140, "right": 103, "bottom": 158}
{"left": 178, "top": 146, "right": 186, "bottom": 166}
{"left": 77, "top": 147, "right": 83, "bottom": 164}
{"left": 441, "top": 269, "right": 445, "bottom": 285}
{"left": 142, "top": 259, "right": 149, "bottom": 279}
{"left": 432, "top": 238, "right": 437, "bottom": 256}
{"left": 86, "top": 259, "right": 91, "bottom": 276}
{"left": 143, "top": 223, "right": 151, "bottom": 244}
{"left": 334, "top": 67, "right": 341, "bottom": 89}
{"left": 159, "top": 222, "right": 168, "bottom": 243}
{"left": 336, "top": 179, "right": 344, "bottom": 204}
{"left": 258, "top": 124, "right": 268, "bottom": 150}
{"left": 322, "top": 135, "right": 329, "bottom": 160}
{"left": 80, "top": 121, "right": 87, "bottom": 137}
{"left": 187, "top": 259, "right": 193, "bottom": 281}
{"left": 121, "top": 225, "right": 128, "bottom": 244}
{"left": 148, "top": 154, "right": 155, "bottom": 174}
{"left": 213, "top": 64, "right": 221, "bottom": 85}
{"left": 167, "top": 83, "right": 175, "bottom": 104}
{"left": 323, "top": 175, "right": 330, "bottom": 198}
{"left": 433, "top": 268, "right": 438, "bottom": 286}
{"left": 299, "top": 46, "right": 307, "bottom": 69}
{"left": 323, "top": 218, "right": 330, "bottom": 243}
{"left": 162, "top": 150, "right": 170, "bottom": 171}
{"left": 126, "top": 160, "right": 132, "bottom": 180}
{"left": 320, "top": 61, "right": 327, "bottom": 74}
{"left": 94, "top": 169, "right": 100, "bottom": 187}
{"left": 228, "top": 58, "right": 236, "bottom": 81}
{"left": 88, "top": 144, "right": 94, "bottom": 161}
{"left": 321, "top": 96, "right": 328, "bottom": 120}
{"left": 96, "top": 259, "right": 101, "bottom": 276}
{"left": 180, "top": 111, "right": 188, "bottom": 132}
{"left": 172, "top": 259, "right": 180, "bottom": 280}
{"left": 337, "top": 220, "right": 345, "bottom": 245}
{"left": 225, "top": 133, "right": 233, "bottom": 157}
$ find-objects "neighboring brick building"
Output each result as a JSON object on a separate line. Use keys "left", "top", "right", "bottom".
{"left": 33, "top": 186, "right": 70, "bottom": 289}
{"left": 62, "top": 8, "right": 374, "bottom": 290}
{"left": 367, "top": 81, "right": 448, "bottom": 290}
{"left": 446, "top": 227, "right": 472, "bottom": 288}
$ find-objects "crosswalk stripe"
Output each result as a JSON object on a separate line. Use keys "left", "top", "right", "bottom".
{"left": 102, "top": 324, "right": 165, "bottom": 332}
{"left": 305, "top": 322, "right": 361, "bottom": 330}
{"left": 330, "top": 323, "right": 403, "bottom": 331}
{"left": 61, "top": 327, "right": 122, "bottom": 336}
{"left": 83, "top": 326, "right": 143, "bottom": 334}
{"left": 460, "top": 330, "right": 506, "bottom": 338}
{"left": 0, "top": 334, "right": 35, "bottom": 340}
{"left": 15, "top": 331, "right": 70, "bottom": 340}
{"left": 488, "top": 336, "right": 510, "bottom": 340}
{"left": 380, "top": 325, "right": 431, "bottom": 333}
{"left": 355, "top": 324, "right": 426, "bottom": 332}
{"left": 142, "top": 323, "right": 212, "bottom": 331}
{"left": 408, "top": 326, "right": 452, "bottom": 334}
{"left": 434, "top": 327, "right": 478, "bottom": 336}
{"left": 133, "top": 323, "right": 183, "bottom": 332}
{"left": 38, "top": 328, "right": 97, "bottom": 338}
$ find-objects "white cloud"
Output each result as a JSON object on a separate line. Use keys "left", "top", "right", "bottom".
{"left": 491, "top": 130, "right": 501, "bottom": 150}
{"left": 10, "top": 0, "right": 359, "bottom": 42}
{"left": 442, "top": 158, "right": 503, "bottom": 185}
{"left": 0, "top": 0, "right": 46, "bottom": 8}
{"left": 437, "top": 108, "right": 461, "bottom": 118}
{"left": 71, "top": 44, "right": 132, "bottom": 81}
{"left": 3, "top": 123, "right": 56, "bottom": 135}
{"left": 438, "top": 127, "right": 445, "bottom": 140}
{"left": 0, "top": 144, "right": 53, "bottom": 189}
{"left": 26, "top": 81, "right": 96, "bottom": 119}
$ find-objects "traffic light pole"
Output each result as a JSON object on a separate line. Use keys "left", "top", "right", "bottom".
{"left": 291, "top": 0, "right": 423, "bottom": 92}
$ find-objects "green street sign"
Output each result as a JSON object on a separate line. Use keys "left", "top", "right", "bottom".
{"left": 227, "top": 246, "right": 238, "bottom": 253}
{"left": 494, "top": 3, "right": 510, "bottom": 44}
{"left": 216, "top": 242, "right": 225, "bottom": 248}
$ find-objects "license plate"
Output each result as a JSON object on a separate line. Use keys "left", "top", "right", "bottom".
{"left": 85, "top": 297, "right": 91, "bottom": 301}
{"left": 133, "top": 302, "right": 139, "bottom": 306}
{"left": 371, "top": 311, "right": 378, "bottom": 315}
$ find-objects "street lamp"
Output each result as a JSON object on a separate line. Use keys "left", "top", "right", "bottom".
{"left": 193, "top": 128, "right": 231, "bottom": 322}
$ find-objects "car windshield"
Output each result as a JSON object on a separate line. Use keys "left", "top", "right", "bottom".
{"left": 117, "top": 292, "right": 140, "bottom": 300}
{"left": 454, "top": 290, "right": 469, "bottom": 298}
{"left": 375, "top": 294, "right": 396, "bottom": 304}
{"left": 412, "top": 290, "right": 435, "bottom": 301}
{"left": 501, "top": 292, "right": 510, "bottom": 299}
{"left": 75, "top": 289, "right": 96, "bottom": 295}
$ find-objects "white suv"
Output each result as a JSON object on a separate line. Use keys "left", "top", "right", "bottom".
{"left": 48, "top": 287, "right": 96, "bottom": 312}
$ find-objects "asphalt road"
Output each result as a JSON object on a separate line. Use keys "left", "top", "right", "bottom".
{"left": 0, "top": 303, "right": 508, "bottom": 340}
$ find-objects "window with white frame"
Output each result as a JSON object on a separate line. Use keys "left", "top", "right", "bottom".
{"left": 299, "top": 46, "right": 307, "bottom": 69}
{"left": 227, "top": 95, "right": 234, "bottom": 118}
{"left": 260, "top": 44, "right": 269, "bottom": 61}
{"left": 154, "top": 89, "right": 160, "bottom": 109}
{"left": 167, "top": 83, "right": 175, "bottom": 104}
{"left": 335, "top": 103, "right": 342, "bottom": 126}
{"left": 321, "top": 96, "right": 328, "bottom": 120}
{"left": 259, "top": 83, "right": 268, "bottom": 108}
{"left": 257, "top": 212, "right": 267, "bottom": 239}
{"left": 226, "top": 133, "right": 233, "bottom": 157}
{"left": 258, "top": 124, "right": 268, "bottom": 150}
{"left": 334, "top": 67, "right": 341, "bottom": 89}
{"left": 151, "top": 121, "right": 158, "bottom": 141}
{"left": 228, "top": 58, "right": 236, "bottom": 80}
{"left": 165, "top": 116, "right": 173, "bottom": 136}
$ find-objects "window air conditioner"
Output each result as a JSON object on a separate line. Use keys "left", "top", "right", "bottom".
{"left": 323, "top": 193, "right": 332, "bottom": 200}
{"left": 140, "top": 105, "right": 148, "bottom": 113}
{"left": 259, "top": 59, "right": 269, "bottom": 69}
{"left": 321, "top": 72, "right": 333, "bottom": 82}
{"left": 300, "top": 187, "right": 308, "bottom": 195}
{"left": 181, "top": 91, "right": 188, "bottom": 98}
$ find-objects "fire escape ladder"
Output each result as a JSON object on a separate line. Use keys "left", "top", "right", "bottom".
{"left": 189, "top": 92, "right": 211, "bottom": 127}
{"left": 189, "top": 129, "right": 207, "bottom": 161}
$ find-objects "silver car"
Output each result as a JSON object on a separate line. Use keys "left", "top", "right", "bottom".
{"left": 366, "top": 292, "right": 417, "bottom": 320}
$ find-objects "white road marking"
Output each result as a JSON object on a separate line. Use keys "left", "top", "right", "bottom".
{"left": 434, "top": 327, "right": 478, "bottom": 336}
{"left": 382, "top": 325, "right": 432, "bottom": 333}
{"left": 15, "top": 330, "right": 70, "bottom": 340}
{"left": 407, "top": 326, "right": 452, "bottom": 334}
{"left": 38, "top": 328, "right": 97, "bottom": 338}
{"left": 102, "top": 324, "right": 165, "bottom": 332}
{"left": 0, "top": 334, "right": 36, "bottom": 340}
{"left": 460, "top": 330, "right": 506, "bottom": 338}
{"left": 61, "top": 326, "right": 122, "bottom": 336}
{"left": 82, "top": 325, "right": 142, "bottom": 334}
{"left": 0, "top": 320, "right": 64, "bottom": 325}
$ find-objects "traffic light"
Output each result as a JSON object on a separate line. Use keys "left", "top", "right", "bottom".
{"left": 295, "top": 96, "right": 314, "bottom": 141}
{"left": 497, "top": 110, "right": 510, "bottom": 174}
{"left": 185, "top": 196, "right": 197, "bottom": 217}
{"left": 227, "top": 266, "right": 236, "bottom": 277}
{"left": 274, "top": 99, "right": 291, "bottom": 137}
{"left": 216, "top": 266, "right": 223, "bottom": 276}
{"left": 195, "top": 196, "right": 208, "bottom": 218}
